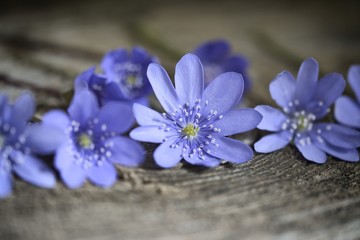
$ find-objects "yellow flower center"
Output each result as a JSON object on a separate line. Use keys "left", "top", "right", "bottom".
{"left": 126, "top": 75, "right": 137, "bottom": 86}
{"left": 182, "top": 124, "right": 199, "bottom": 138}
{"left": 78, "top": 133, "right": 93, "bottom": 149}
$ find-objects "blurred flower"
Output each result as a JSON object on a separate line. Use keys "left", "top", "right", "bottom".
{"left": 100, "top": 47, "right": 158, "bottom": 106}
{"left": 0, "top": 93, "right": 62, "bottom": 198}
{"left": 193, "top": 39, "right": 251, "bottom": 92}
{"left": 335, "top": 65, "right": 360, "bottom": 129}
{"left": 43, "top": 90, "right": 144, "bottom": 189}
{"left": 254, "top": 58, "right": 360, "bottom": 163}
{"left": 130, "top": 53, "right": 261, "bottom": 168}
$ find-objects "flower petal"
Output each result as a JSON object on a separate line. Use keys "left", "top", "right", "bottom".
{"left": 206, "top": 136, "right": 253, "bottom": 164}
{"left": 254, "top": 131, "right": 292, "bottom": 153}
{"left": 255, "top": 105, "right": 287, "bottom": 131}
{"left": 154, "top": 140, "right": 182, "bottom": 168}
{"left": 175, "top": 54, "right": 204, "bottom": 106}
{"left": 269, "top": 71, "right": 296, "bottom": 108}
{"left": 202, "top": 72, "right": 244, "bottom": 115}
{"left": 183, "top": 153, "right": 220, "bottom": 167}
{"left": 101, "top": 48, "right": 128, "bottom": 75}
{"left": 315, "top": 141, "right": 359, "bottom": 162}
{"left": 13, "top": 155, "right": 56, "bottom": 188}
{"left": 147, "top": 63, "right": 180, "bottom": 113}
{"left": 133, "top": 103, "right": 165, "bottom": 126}
{"left": 130, "top": 126, "right": 174, "bottom": 143}
{"left": 106, "top": 137, "right": 145, "bottom": 167}
{"left": 87, "top": 161, "right": 117, "bottom": 188}
{"left": 296, "top": 58, "right": 319, "bottom": 106}
{"left": 313, "top": 123, "right": 360, "bottom": 149}
{"left": 348, "top": 65, "right": 360, "bottom": 103}
{"left": 11, "top": 92, "right": 35, "bottom": 129}
{"left": 42, "top": 110, "right": 70, "bottom": 131}
{"left": 68, "top": 90, "right": 100, "bottom": 124}
{"left": 25, "top": 124, "right": 66, "bottom": 155}
{"left": 55, "top": 144, "right": 75, "bottom": 170}
{"left": 96, "top": 101, "right": 134, "bottom": 134}
{"left": 213, "top": 108, "right": 262, "bottom": 136}
{"left": 335, "top": 96, "right": 360, "bottom": 128}
{"left": 60, "top": 164, "right": 86, "bottom": 189}
{"left": 295, "top": 142, "right": 327, "bottom": 164}
{"left": 0, "top": 172, "right": 12, "bottom": 198}
{"left": 193, "top": 39, "right": 230, "bottom": 62}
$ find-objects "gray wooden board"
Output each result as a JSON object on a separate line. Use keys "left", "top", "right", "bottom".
{"left": 0, "top": 0, "right": 360, "bottom": 239}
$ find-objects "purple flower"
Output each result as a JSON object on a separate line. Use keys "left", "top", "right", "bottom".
{"left": 193, "top": 39, "right": 251, "bottom": 92}
{"left": 335, "top": 65, "right": 360, "bottom": 129}
{"left": 0, "top": 93, "right": 62, "bottom": 198}
{"left": 100, "top": 47, "right": 158, "bottom": 106}
{"left": 42, "top": 90, "right": 145, "bottom": 189}
{"left": 254, "top": 58, "right": 360, "bottom": 163}
{"left": 130, "top": 53, "right": 261, "bottom": 168}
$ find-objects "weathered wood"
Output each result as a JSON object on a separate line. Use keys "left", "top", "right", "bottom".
{"left": 0, "top": 0, "right": 360, "bottom": 239}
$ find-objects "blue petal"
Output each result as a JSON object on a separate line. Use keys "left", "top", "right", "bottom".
{"left": 133, "top": 103, "right": 165, "bottom": 126}
{"left": 202, "top": 72, "right": 243, "bottom": 115}
{"left": 0, "top": 171, "right": 12, "bottom": 198}
{"left": 68, "top": 90, "right": 100, "bottom": 124}
{"left": 96, "top": 101, "right": 134, "bottom": 134}
{"left": 154, "top": 140, "right": 182, "bottom": 168}
{"left": 269, "top": 71, "right": 296, "bottom": 108}
{"left": 223, "top": 55, "right": 251, "bottom": 91}
{"left": 101, "top": 48, "right": 128, "bottom": 75}
{"left": 348, "top": 65, "right": 360, "bottom": 103}
{"left": 175, "top": 54, "right": 204, "bottom": 106}
{"left": 11, "top": 92, "right": 35, "bottom": 127}
{"left": 147, "top": 63, "right": 180, "bottom": 113}
{"left": 255, "top": 105, "right": 287, "bottom": 131}
{"left": 25, "top": 124, "right": 66, "bottom": 155}
{"left": 60, "top": 164, "right": 86, "bottom": 189}
{"left": 74, "top": 66, "right": 96, "bottom": 91}
{"left": 206, "top": 137, "right": 253, "bottom": 164}
{"left": 315, "top": 141, "right": 359, "bottom": 162}
{"left": 102, "top": 82, "right": 126, "bottom": 101}
{"left": 130, "top": 126, "right": 174, "bottom": 143}
{"left": 335, "top": 96, "right": 360, "bottom": 128}
{"left": 106, "top": 136, "right": 145, "bottom": 167}
{"left": 295, "top": 141, "right": 327, "bottom": 164}
{"left": 55, "top": 143, "right": 75, "bottom": 170}
{"left": 193, "top": 39, "right": 230, "bottom": 62}
{"left": 87, "top": 161, "right": 117, "bottom": 188}
{"left": 13, "top": 154, "right": 56, "bottom": 188}
{"left": 133, "top": 96, "right": 149, "bottom": 107}
{"left": 42, "top": 110, "right": 70, "bottom": 131}
{"left": 295, "top": 58, "right": 319, "bottom": 106}
{"left": 213, "top": 108, "right": 262, "bottom": 136}
{"left": 308, "top": 73, "right": 345, "bottom": 118}
{"left": 183, "top": 153, "right": 220, "bottom": 167}
{"left": 314, "top": 123, "right": 360, "bottom": 149}
{"left": 254, "top": 131, "right": 292, "bottom": 153}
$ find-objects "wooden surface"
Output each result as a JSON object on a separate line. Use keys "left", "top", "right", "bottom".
{"left": 1, "top": 1, "right": 360, "bottom": 239}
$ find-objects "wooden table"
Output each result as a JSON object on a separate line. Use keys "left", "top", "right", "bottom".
{"left": 1, "top": 1, "right": 359, "bottom": 239}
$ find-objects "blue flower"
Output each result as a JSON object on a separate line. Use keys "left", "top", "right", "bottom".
{"left": 100, "top": 47, "right": 158, "bottom": 106}
{"left": 130, "top": 53, "right": 261, "bottom": 168}
{"left": 0, "top": 93, "right": 62, "bottom": 198}
{"left": 42, "top": 90, "right": 145, "bottom": 189}
{"left": 335, "top": 65, "right": 360, "bottom": 129}
{"left": 193, "top": 39, "right": 251, "bottom": 92}
{"left": 254, "top": 58, "right": 360, "bottom": 163}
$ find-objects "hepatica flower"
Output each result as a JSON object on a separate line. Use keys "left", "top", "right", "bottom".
{"left": 42, "top": 89, "right": 144, "bottom": 189}
{"left": 193, "top": 39, "right": 251, "bottom": 92}
{"left": 100, "top": 47, "right": 158, "bottom": 106}
{"left": 0, "top": 93, "right": 62, "bottom": 198}
{"left": 254, "top": 58, "right": 360, "bottom": 163}
{"left": 335, "top": 65, "right": 360, "bottom": 128}
{"left": 130, "top": 53, "right": 261, "bottom": 168}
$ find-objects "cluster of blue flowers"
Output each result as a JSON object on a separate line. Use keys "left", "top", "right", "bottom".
{"left": 1, "top": 40, "right": 359, "bottom": 198}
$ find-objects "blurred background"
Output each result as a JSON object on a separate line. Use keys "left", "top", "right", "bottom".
{"left": 1, "top": 0, "right": 360, "bottom": 239}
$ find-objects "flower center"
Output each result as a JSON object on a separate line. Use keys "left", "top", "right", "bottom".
{"left": 182, "top": 124, "right": 199, "bottom": 138}
{"left": 126, "top": 74, "right": 138, "bottom": 86}
{"left": 78, "top": 133, "right": 93, "bottom": 149}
